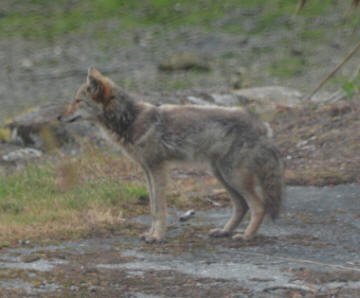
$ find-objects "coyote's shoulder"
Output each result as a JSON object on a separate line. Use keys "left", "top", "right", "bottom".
{"left": 59, "top": 67, "right": 284, "bottom": 243}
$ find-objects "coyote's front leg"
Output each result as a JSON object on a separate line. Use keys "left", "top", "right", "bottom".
{"left": 140, "top": 165, "right": 167, "bottom": 243}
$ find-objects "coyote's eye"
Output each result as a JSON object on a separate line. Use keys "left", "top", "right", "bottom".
{"left": 75, "top": 99, "right": 82, "bottom": 104}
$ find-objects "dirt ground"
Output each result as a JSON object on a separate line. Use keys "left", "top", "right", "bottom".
{"left": 1, "top": 184, "right": 360, "bottom": 297}
{"left": 272, "top": 100, "right": 360, "bottom": 186}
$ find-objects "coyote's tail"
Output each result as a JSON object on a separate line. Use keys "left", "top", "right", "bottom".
{"left": 254, "top": 139, "right": 285, "bottom": 220}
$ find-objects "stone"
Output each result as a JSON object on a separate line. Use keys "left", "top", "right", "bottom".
{"left": 7, "top": 103, "right": 98, "bottom": 150}
{"left": 233, "top": 86, "right": 303, "bottom": 111}
{"left": 2, "top": 148, "right": 42, "bottom": 162}
{"left": 159, "top": 52, "right": 211, "bottom": 72}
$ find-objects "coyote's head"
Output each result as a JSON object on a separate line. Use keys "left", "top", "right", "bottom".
{"left": 58, "top": 67, "right": 115, "bottom": 123}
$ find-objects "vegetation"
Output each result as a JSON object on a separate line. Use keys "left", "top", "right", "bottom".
{"left": 0, "top": 143, "right": 222, "bottom": 245}
{"left": 342, "top": 70, "right": 360, "bottom": 99}
{"left": 0, "top": 146, "right": 148, "bottom": 245}
{"left": 1, "top": 0, "right": 358, "bottom": 39}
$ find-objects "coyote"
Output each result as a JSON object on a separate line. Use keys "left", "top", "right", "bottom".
{"left": 59, "top": 67, "right": 284, "bottom": 243}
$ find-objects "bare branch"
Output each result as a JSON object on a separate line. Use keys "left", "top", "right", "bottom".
{"left": 294, "top": 0, "right": 307, "bottom": 16}
{"left": 305, "top": 41, "right": 360, "bottom": 101}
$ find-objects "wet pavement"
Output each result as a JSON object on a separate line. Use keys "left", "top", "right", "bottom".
{"left": 1, "top": 185, "right": 360, "bottom": 297}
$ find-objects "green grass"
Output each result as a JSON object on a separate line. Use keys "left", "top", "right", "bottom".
{"left": 300, "top": 29, "right": 327, "bottom": 41}
{"left": 0, "top": 141, "right": 227, "bottom": 245}
{"left": 1, "top": 0, "right": 352, "bottom": 39}
{"left": 268, "top": 56, "right": 306, "bottom": 78}
{"left": 0, "top": 152, "right": 148, "bottom": 244}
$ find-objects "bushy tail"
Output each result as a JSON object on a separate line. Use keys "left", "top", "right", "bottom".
{"left": 254, "top": 139, "right": 285, "bottom": 220}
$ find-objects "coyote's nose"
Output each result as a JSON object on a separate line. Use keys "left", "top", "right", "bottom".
{"left": 57, "top": 115, "right": 62, "bottom": 121}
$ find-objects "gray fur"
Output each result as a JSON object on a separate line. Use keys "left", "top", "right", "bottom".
{"left": 59, "top": 67, "right": 285, "bottom": 243}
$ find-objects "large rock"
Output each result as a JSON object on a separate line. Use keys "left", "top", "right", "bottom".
{"left": 0, "top": 143, "right": 41, "bottom": 173}
{"left": 2, "top": 148, "right": 42, "bottom": 162}
{"left": 186, "top": 92, "right": 249, "bottom": 106}
{"left": 7, "top": 103, "right": 98, "bottom": 150}
{"left": 233, "top": 86, "right": 303, "bottom": 110}
{"left": 158, "top": 52, "right": 211, "bottom": 72}
{"left": 184, "top": 86, "right": 303, "bottom": 109}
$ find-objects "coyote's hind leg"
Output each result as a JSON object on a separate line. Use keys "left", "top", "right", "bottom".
{"left": 209, "top": 164, "right": 249, "bottom": 237}
{"left": 232, "top": 172, "right": 265, "bottom": 241}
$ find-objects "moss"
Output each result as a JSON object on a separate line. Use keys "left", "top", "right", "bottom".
{"left": 268, "top": 56, "right": 305, "bottom": 78}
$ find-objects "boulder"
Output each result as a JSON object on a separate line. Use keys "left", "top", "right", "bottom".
{"left": 186, "top": 93, "right": 247, "bottom": 106}
{"left": 2, "top": 148, "right": 42, "bottom": 162}
{"left": 233, "top": 86, "right": 303, "bottom": 110}
{"left": 0, "top": 143, "right": 41, "bottom": 173}
{"left": 158, "top": 52, "right": 211, "bottom": 72}
{"left": 7, "top": 103, "right": 98, "bottom": 150}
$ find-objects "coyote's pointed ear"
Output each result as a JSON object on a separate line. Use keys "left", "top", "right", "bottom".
{"left": 86, "top": 67, "right": 113, "bottom": 104}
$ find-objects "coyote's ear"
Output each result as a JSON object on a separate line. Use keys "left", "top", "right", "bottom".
{"left": 86, "top": 67, "right": 113, "bottom": 104}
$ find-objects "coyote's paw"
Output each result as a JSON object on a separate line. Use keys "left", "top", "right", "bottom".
{"left": 145, "top": 234, "right": 163, "bottom": 243}
{"left": 208, "top": 228, "right": 232, "bottom": 238}
{"left": 140, "top": 231, "right": 163, "bottom": 243}
{"left": 232, "top": 233, "right": 254, "bottom": 241}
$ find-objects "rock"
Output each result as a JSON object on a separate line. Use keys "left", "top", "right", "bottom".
{"left": 2, "top": 148, "right": 42, "bottom": 162}
{"left": 211, "top": 93, "right": 242, "bottom": 106}
{"left": 186, "top": 92, "right": 247, "bottom": 106}
{"left": 158, "top": 52, "right": 211, "bottom": 72}
{"left": 179, "top": 209, "right": 196, "bottom": 222}
{"left": 233, "top": 86, "right": 303, "bottom": 111}
{"left": 186, "top": 96, "right": 210, "bottom": 105}
{"left": 7, "top": 103, "right": 98, "bottom": 150}
{"left": 20, "top": 58, "right": 33, "bottom": 70}
{"left": 0, "top": 145, "right": 43, "bottom": 172}
{"left": 185, "top": 87, "right": 302, "bottom": 109}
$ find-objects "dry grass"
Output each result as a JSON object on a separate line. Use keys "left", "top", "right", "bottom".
{"left": 0, "top": 144, "right": 228, "bottom": 246}
{"left": 272, "top": 100, "right": 360, "bottom": 185}
{"left": 0, "top": 144, "right": 148, "bottom": 246}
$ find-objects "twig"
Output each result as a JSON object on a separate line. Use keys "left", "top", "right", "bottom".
{"left": 346, "top": 0, "right": 360, "bottom": 18}
{"left": 294, "top": 0, "right": 307, "bottom": 16}
{"left": 306, "top": 41, "right": 360, "bottom": 101}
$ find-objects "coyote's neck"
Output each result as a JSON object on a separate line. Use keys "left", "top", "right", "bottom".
{"left": 99, "top": 98, "right": 138, "bottom": 143}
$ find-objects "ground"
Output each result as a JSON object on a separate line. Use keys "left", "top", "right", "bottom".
{"left": 0, "top": 184, "right": 360, "bottom": 297}
{"left": 272, "top": 100, "right": 360, "bottom": 185}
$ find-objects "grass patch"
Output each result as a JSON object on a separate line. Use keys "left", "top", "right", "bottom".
{"left": 0, "top": 143, "right": 227, "bottom": 245}
{"left": 300, "top": 28, "right": 327, "bottom": 41}
{"left": 268, "top": 56, "right": 305, "bottom": 78}
{"left": 0, "top": 0, "right": 235, "bottom": 38}
{"left": 0, "top": 146, "right": 148, "bottom": 245}
{"left": 1, "top": 0, "right": 349, "bottom": 39}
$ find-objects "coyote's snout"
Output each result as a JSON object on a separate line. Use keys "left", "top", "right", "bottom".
{"left": 59, "top": 67, "right": 284, "bottom": 243}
